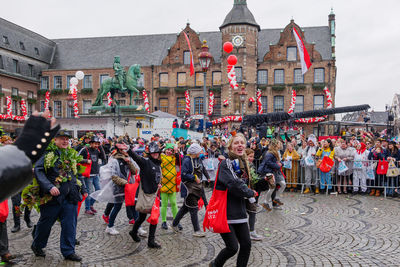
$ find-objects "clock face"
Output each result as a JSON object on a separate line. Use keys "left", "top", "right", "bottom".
{"left": 232, "top": 35, "right": 244, "bottom": 47}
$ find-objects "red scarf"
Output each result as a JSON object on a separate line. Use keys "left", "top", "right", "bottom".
{"left": 357, "top": 142, "right": 366, "bottom": 154}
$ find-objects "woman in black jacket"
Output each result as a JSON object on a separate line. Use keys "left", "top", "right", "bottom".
{"left": 210, "top": 133, "right": 256, "bottom": 267}
{"left": 128, "top": 142, "right": 162, "bottom": 249}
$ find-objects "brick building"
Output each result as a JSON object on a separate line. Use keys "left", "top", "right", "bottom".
{"left": 1, "top": 0, "right": 336, "bottom": 135}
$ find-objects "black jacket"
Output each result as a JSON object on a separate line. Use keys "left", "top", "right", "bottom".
{"left": 128, "top": 150, "right": 161, "bottom": 194}
{"left": 215, "top": 159, "right": 254, "bottom": 222}
{"left": 34, "top": 149, "right": 86, "bottom": 205}
{"left": 79, "top": 146, "right": 106, "bottom": 175}
{"left": 257, "top": 152, "right": 281, "bottom": 176}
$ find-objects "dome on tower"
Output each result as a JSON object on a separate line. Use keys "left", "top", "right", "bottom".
{"left": 220, "top": 0, "right": 260, "bottom": 31}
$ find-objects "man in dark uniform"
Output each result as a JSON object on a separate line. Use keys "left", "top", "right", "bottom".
{"left": 31, "top": 130, "right": 87, "bottom": 261}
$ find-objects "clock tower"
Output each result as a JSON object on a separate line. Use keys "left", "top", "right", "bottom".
{"left": 220, "top": 0, "right": 260, "bottom": 117}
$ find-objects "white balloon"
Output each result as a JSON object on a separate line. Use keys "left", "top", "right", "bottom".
{"left": 70, "top": 77, "right": 79, "bottom": 85}
{"left": 75, "top": 71, "right": 84, "bottom": 80}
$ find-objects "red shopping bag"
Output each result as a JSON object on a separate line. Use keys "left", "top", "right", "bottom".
{"left": 125, "top": 172, "right": 140, "bottom": 206}
{"left": 77, "top": 195, "right": 87, "bottom": 216}
{"left": 146, "top": 197, "right": 160, "bottom": 225}
{"left": 0, "top": 200, "right": 9, "bottom": 223}
{"left": 198, "top": 198, "right": 204, "bottom": 210}
{"left": 176, "top": 155, "right": 182, "bottom": 192}
{"left": 78, "top": 148, "right": 92, "bottom": 178}
{"left": 377, "top": 159, "right": 389, "bottom": 175}
{"left": 319, "top": 156, "right": 335, "bottom": 173}
{"left": 203, "top": 165, "right": 230, "bottom": 233}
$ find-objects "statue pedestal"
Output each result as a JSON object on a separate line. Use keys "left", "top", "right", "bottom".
{"left": 89, "top": 105, "right": 146, "bottom": 115}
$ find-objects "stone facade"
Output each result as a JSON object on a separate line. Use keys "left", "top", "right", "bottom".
{"left": 1, "top": 1, "right": 337, "bottom": 135}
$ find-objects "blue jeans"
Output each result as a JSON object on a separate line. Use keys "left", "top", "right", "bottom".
{"left": 320, "top": 171, "right": 332, "bottom": 189}
{"left": 108, "top": 203, "right": 123, "bottom": 228}
{"left": 83, "top": 175, "right": 101, "bottom": 211}
{"left": 32, "top": 200, "right": 77, "bottom": 257}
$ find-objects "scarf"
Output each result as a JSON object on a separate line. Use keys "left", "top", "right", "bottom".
{"left": 357, "top": 143, "right": 366, "bottom": 155}
{"left": 227, "top": 151, "right": 250, "bottom": 179}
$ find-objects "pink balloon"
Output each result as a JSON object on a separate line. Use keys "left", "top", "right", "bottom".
{"left": 223, "top": 42, "right": 233, "bottom": 53}
{"left": 227, "top": 55, "right": 238, "bottom": 65}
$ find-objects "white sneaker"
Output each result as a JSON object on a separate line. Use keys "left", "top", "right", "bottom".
{"left": 105, "top": 226, "right": 119, "bottom": 235}
{"left": 193, "top": 231, "right": 206, "bottom": 238}
{"left": 138, "top": 227, "right": 147, "bottom": 237}
{"left": 250, "top": 231, "right": 262, "bottom": 241}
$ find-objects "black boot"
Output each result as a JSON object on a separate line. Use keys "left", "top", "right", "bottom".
{"left": 24, "top": 207, "right": 33, "bottom": 228}
{"left": 147, "top": 224, "right": 160, "bottom": 248}
{"left": 11, "top": 207, "right": 21, "bottom": 233}
{"left": 129, "top": 230, "right": 140, "bottom": 242}
{"left": 148, "top": 240, "right": 161, "bottom": 249}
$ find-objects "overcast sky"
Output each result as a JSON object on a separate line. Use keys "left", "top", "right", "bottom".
{"left": 1, "top": 0, "right": 399, "bottom": 111}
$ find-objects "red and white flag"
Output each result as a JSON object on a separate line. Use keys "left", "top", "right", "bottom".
{"left": 183, "top": 31, "right": 194, "bottom": 76}
{"left": 293, "top": 28, "right": 312, "bottom": 75}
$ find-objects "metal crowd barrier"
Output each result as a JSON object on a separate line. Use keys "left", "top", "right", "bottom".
{"left": 253, "top": 159, "right": 399, "bottom": 198}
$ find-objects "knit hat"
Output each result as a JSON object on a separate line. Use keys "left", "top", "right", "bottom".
{"left": 187, "top": 143, "right": 202, "bottom": 155}
{"left": 164, "top": 143, "right": 175, "bottom": 150}
{"left": 307, "top": 134, "right": 317, "bottom": 145}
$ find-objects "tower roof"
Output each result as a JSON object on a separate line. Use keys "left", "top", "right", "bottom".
{"left": 220, "top": 0, "right": 260, "bottom": 31}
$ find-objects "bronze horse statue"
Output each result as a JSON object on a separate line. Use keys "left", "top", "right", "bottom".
{"left": 93, "top": 64, "right": 141, "bottom": 106}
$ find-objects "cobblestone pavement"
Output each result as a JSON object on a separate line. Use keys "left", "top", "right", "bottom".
{"left": 6, "top": 189, "right": 400, "bottom": 266}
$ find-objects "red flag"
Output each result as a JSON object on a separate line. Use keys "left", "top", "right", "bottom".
{"left": 293, "top": 28, "right": 312, "bottom": 74}
{"left": 183, "top": 31, "right": 194, "bottom": 76}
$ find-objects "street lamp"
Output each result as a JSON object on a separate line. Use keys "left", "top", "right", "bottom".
{"left": 239, "top": 83, "right": 247, "bottom": 120}
{"left": 198, "top": 40, "right": 212, "bottom": 137}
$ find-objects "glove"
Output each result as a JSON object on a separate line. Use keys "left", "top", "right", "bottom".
{"left": 14, "top": 115, "right": 60, "bottom": 163}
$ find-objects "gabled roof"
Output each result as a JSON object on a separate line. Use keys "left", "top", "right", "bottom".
{"left": 0, "top": 17, "right": 56, "bottom": 64}
{"left": 257, "top": 26, "right": 332, "bottom": 62}
{"left": 49, "top": 25, "right": 330, "bottom": 70}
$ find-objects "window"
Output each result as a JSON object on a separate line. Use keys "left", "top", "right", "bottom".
{"left": 294, "top": 69, "right": 303, "bottom": 84}
{"left": 2, "top": 36, "right": 9, "bottom": 44}
{"left": 40, "top": 101, "right": 45, "bottom": 112}
{"left": 177, "top": 72, "right": 186, "bottom": 87}
{"left": 12, "top": 88, "right": 18, "bottom": 96}
{"left": 34, "top": 47, "right": 40, "bottom": 55}
{"left": 54, "top": 76, "right": 62, "bottom": 89}
{"left": 82, "top": 100, "right": 92, "bottom": 114}
{"left": 28, "top": 103, "right": 33, "bottom": 117}
{"left": 212, "top": 71, "right": 222, "bottom": 86}
{"left": 159, "top": 98, "right": 169, "bottom": 112}
{"left": 214, "top": 97, "right": 221, "bottom": 116}
{"left": 27, "top": 91, "right": 34, "bottom": 99}
{"left": 28, "top": 64, "right": 34, "bottom": 77}
{"left": 83, "top": 75, "right": 92, "bottom": 88}
{"left": 0, "top": 55, "right": 3, "bottom": 69}
{"left": 314, "top": 95, "right": 324, "bottom": 110}
{"left": 66, "top": 105, "right": 74, "bottom": 118}
{"left": 314, "top": 68, "right": 325, "bottom": 83}
{"left": 261, "top": 96, "right": 268, "bottom": 113}
{"left": 53, "top": 101, "right": 62, "bottom": 118}
{"left": 183, "top": 51, "right": 191, "bottom": 65}
{"left": 195, "top": 72, "right": 204, "bottom": 86}
{"left": 257, "top": 70, "right": 268, "bottom": 84}
{"left": 177, "top": 97, "right": 186, "bottom": 117}
{"left": 274, "top": 96, "right": 284, "bottom": 112}
{"left": 19, "top": 42, "right": 25, "bottom": 50}
{"left": 236, "top": 67, "right": 243, "bottom": 83}
{"left": 137, "top": 73, "right": 144, "bottom": 87}
{"left": 287, "top": 47, "right": 297, "bottom": 61}
{"left": 41, "top": 77, "right": 49, "bottom": 89}
{"left": 159, "top": 73, "right": 168, "bottom": 87}
{"left": 274, "top": 69, "right": 284, "bottom": 84}
{"left": 12, "top": 100, "right": 18, "bottom": 115}
{"left": 66, "top": 75, "right": 74, "bottom": 88}
{"left": 134, "top": 98, "right": 144, "bottom": 106}
{"left": 12, "top": 59, "right": 20, "bottom": 73}
{"left": 194, "top": 97, "right": 204, "bottom": 114}
{"left": 100, "top": 74, "right": 109, "bottom": 85}
{"left": 294, "top": 95, "right": 304, "bottom": 112}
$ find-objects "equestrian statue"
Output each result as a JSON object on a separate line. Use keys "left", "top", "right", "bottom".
{"left": 93, "top": 56, "right": 141, "bottom": 107}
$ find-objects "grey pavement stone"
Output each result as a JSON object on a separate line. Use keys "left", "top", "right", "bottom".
{"left": 4, "top": 189, "right": 400, "bottom": 266}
